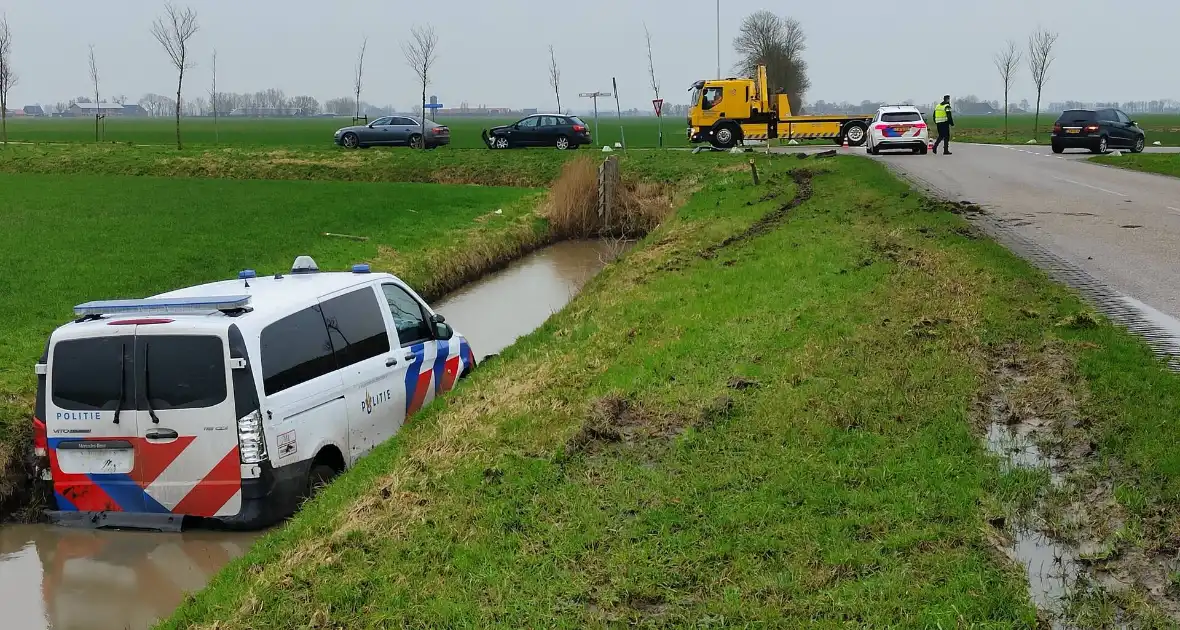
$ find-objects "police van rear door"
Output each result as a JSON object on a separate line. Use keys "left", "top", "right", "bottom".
{"left": 46, "top": 328, "right": 146, "bottom": 513}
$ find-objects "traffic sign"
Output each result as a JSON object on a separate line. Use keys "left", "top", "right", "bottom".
{"left": 424, "top": 103, "right": 443, "bottom": 109}
{"left": 652, "top": 98, "right": 664, "bottom": 117}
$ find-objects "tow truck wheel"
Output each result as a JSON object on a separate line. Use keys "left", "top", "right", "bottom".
{"left": 711, "top": 124, "right": 739, "bottom": 149}
{"left": 843, "top": 123, "right": 868, "bottom": 147}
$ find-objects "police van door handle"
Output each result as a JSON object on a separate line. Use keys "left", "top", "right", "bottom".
{"left": 386, "top": 357, "right": 398, "bottom": 367}
{"left": 403, "top": 351, "right": 416, "bottom": 361}
{"left": 145, "top": 428, "right": 178, "bottom": 441}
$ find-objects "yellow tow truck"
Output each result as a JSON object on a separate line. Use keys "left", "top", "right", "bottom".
{"left": 687, "top": 65, "right": 874, "bottom": 149}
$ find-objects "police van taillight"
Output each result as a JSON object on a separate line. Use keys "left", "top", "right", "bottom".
{"left": 237, "top": 410, "right": 269, "bottom": 464}
{"left": 32, "top": 416, "right": 47, "bottom": 458}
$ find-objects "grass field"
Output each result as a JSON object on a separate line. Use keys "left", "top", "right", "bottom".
{"left": 156, "top": 155, "right": 1180, "bottom": 628}
{"left": 2, "top": 113, "right": 1178, "bottom": 150}
{"left": 952, "top": 113, "right": 1180, "bottom": 146}
{"left": 0, "top": 173, "right": 546, "bottom": 517}
{"left": 1091, "top": 153, "right": 1180, "bottom": 178}
{"left": 0, "top": 116, "right": 694, "bottom": 150}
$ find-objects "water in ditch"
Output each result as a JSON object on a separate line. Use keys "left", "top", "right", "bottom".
{"left": 0, "top": 239, "right": 618, "bottom": 630}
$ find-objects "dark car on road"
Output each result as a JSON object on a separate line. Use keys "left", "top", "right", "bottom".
{"left": 482, "top": 114, "right": 592, "bottom": 150}
{"left": 1052, "top": 108, "right": 1146, "bottom": 154}
{"left": 334, "top": 116, "right": 450, "bottom": 149}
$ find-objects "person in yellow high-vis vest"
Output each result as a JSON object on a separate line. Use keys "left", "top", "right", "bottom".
{"left": 933, "top": 95, "right": 955, "bottom": 155}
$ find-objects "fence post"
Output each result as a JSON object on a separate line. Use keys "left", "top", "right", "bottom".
{"left": 598, "top": 155, "right": 619, "bottom": 230}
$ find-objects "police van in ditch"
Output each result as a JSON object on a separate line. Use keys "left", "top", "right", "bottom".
{"left": 31, "top": 256, "right": 476, "bottom": 531}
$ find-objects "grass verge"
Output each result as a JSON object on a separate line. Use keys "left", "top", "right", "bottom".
{"left": 164, "top": 154, "right": 1164, "bottom": 628}
{"left": 1090, "top": 153, "right": 1180, "bottom": 178}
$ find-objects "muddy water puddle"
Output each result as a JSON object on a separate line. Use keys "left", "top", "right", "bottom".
{"left": 0, "top": 239, "right": 618, "bottom": 630}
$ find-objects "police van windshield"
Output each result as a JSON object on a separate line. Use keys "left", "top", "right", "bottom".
{"left": 881, "top": 112, "right": 923, "bottom": 123}
{"left": 52, "top": 335, "right": 227, "bottom": 412}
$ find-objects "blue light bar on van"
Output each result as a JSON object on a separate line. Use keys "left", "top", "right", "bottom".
{"left": 352, "top": 264, "right": 371, "bottom": 274}
{"left": 239, "top": 269, "right": 257, "bottom": 279}
{"left": 73, "top": 295, "right": 252, "bottom": 317}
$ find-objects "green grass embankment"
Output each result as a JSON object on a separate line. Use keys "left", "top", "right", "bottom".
{"left": 1090, "top": 153, "right": 1180, "bottom": 178}
{"left": 166, "top": 154, "right": 1180, "bottom": 627}
{"left": 161, "top": 154, "right": 1149, "bottom": 628}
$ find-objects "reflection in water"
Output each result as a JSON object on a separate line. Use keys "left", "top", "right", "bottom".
{"left": 0, "top": 239, "right": 617, "bottom": 630}
{"left": 0, "top": 524, "right": 259, "bottom": 630}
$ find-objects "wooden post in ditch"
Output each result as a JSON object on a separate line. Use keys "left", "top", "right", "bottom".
{"left": 598, "top": 155, "right": 620, "bottom": 230}
{"left": 749, "top": 160, "right": 760, "bottom": 185}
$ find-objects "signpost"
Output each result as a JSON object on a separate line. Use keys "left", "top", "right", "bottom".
{"left": 579, "top": 91, "right": 610, "bottom": 145}
{"left": 425, "top": 95, "right": 444, "bottom": 121}
{"left": 653, "top": 98, "right": 664, "bottom": 148}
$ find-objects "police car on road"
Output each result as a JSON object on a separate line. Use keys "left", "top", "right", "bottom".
{"left": 31, "top": 256, "right": 476, "bottom": 531}
{"left": 866, "top": 105, "right": 930, "bottom": 155}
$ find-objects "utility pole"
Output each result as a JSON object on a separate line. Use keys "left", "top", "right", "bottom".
{"left": 716, "top": 0, "right": 720, "bottom": 79}
{"left": 579, "top": 91, "right": 610, "bottom": 145}
{"left": 612, "top": 78, "right": 626, "bottom": 152}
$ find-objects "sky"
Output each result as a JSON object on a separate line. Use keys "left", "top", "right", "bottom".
{"left": 2, "top": 0, "right": 1178, "bottom": 111}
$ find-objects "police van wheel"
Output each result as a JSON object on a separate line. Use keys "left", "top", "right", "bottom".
{"left": 306, "top": 464, "right": 337, "bottom": 498}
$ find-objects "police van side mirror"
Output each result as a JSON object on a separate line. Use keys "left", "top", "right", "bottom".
{"left": 433, "top": 321, "right": 454, "bottom": 340}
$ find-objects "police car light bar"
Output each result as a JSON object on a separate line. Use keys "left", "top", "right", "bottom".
{"left": 73, "top": 295, "right": 252, "bottom": 317}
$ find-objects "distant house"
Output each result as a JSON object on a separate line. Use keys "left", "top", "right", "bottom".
{"left": 121, "top": 104, "right": 147, "bottom": 117}
{"left": 23, "top": 105, "right": 45, "bottom": 117}
{"left": 67, "top": 102, "right": 135, "bottom": 117}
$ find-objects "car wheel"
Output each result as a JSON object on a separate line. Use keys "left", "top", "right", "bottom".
{"left": 1052, "top": 143, "right": 1064, "bottom": 154}
{"left": 868, "top": 142, "right": 879, "bottom": 155}
{"left": 306, "top": 464, "right": 338, "bottom": 499}
{"left": 409, "top": 134, "right": 424, "bottom": 150}
{"left": 918, "top": 145, "right": 928, "bottom": 155}
{"left": 843, "top": 123, "right": 868, "bottom": 147}
{"left": 341, "top": 133, "right": 359, "bottom": 149}
{"left": 1092, "top": 136, "right": 1108, "bottom": 154}
{"left": 711, "top": 124, "right": 739, "bottom": 149}
{"left": 1132, "top": 136, "right": 1145, "bottom": 153}
{"left": 494, "top": 136, "right": 510, "bottom": 150}
{"left": 555, "top": 135, "right": 571, "bottom": 150}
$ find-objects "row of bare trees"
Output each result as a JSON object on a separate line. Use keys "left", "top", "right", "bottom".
{"left": 994, "top": 27, "right": 1060, "bottom": 141}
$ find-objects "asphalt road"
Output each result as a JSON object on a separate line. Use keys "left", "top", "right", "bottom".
{"left": 864, "top": 143, "right": 1180, "bottom": 325}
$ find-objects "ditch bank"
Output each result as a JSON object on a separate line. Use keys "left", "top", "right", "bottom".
{"left": 0, "top": 240, "right": 622, "bottom": 630}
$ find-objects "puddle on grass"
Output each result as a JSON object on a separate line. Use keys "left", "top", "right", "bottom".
{"left": 987, "top": 418, "right": 1079, "bottom": 622}
{"left": 0, "top": 239, "right": 620, "bottom": 630}
{"left": 986, "top": 422, "right": 1064, "bottom": 486}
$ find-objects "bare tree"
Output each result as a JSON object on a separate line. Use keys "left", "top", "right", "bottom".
{"left": 643, "top": 24, "right": 663, "bottom": 147}
{"left": 88, "top": 45, "right": 101, "bottom": 141}
{"left": 733, "top": 11, "right": 811, "bottom": 113}
{"left": 402, "top": 24, "right": 439, "bottom": 150}
{"left": 1027, "top": 27, "right": 1058, "bottom": 140}
{"left": 547, "top": 45, "right": 562, "bottom": 113}
{"left": 150, "top": 3, "right": 199, "bottom": 150}
{"left": 209, "top": 49, "right": 218, "bottom": 143}
{"left": 993, "top": 40, "right": 1021, "bottom": 143}
{"left": 353, "top": 37, "right": 367, "bottom": 122}
{"left": 0, "top": 14, "right": 16, "bottom": 145}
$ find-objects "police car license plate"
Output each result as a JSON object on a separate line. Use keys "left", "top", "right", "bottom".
{"left": 56, "top": 440, "right": 135, "bottom": 475}
{"left": 891, "top": 126, "right": 908, "bottom": 133}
